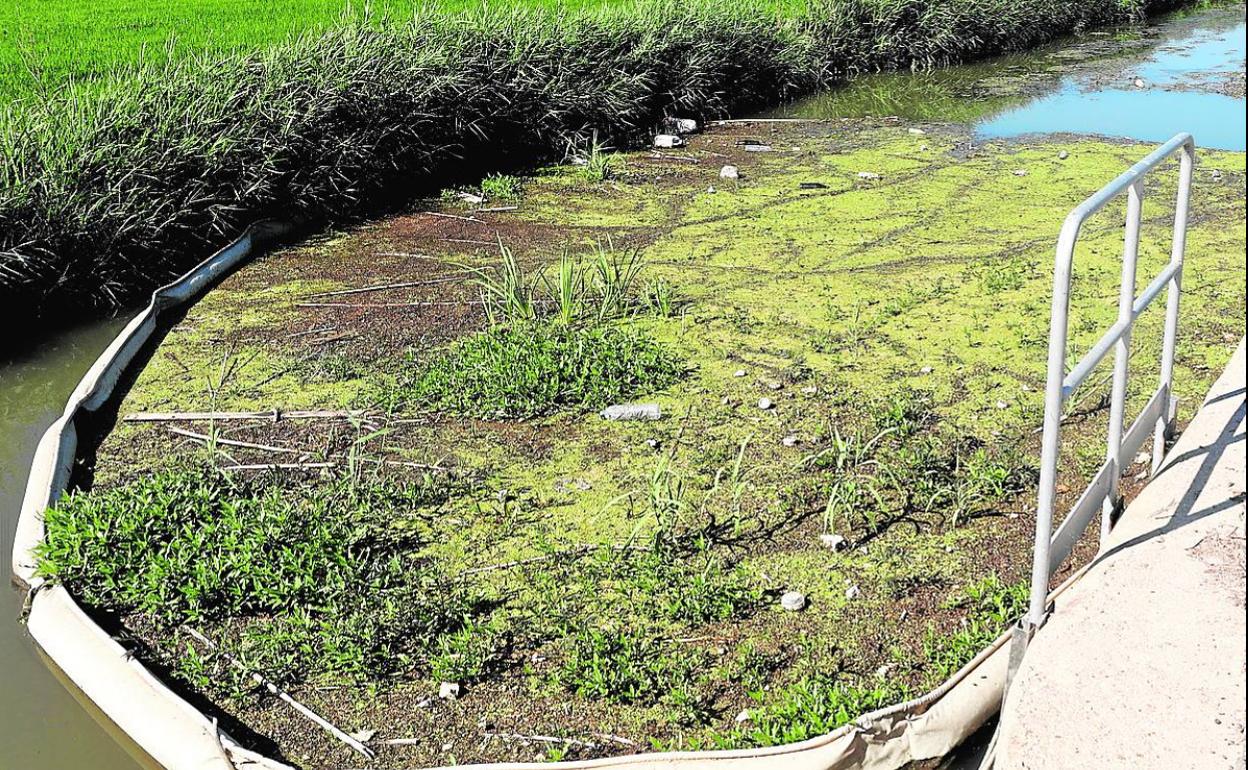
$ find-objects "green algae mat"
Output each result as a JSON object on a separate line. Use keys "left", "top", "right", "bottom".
{"left": 38, "top": 120, "right": 1246, "bottom": 768}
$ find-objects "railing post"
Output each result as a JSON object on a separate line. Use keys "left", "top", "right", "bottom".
{"left": 1154, "top": 143, "right": 1193, "bottom": 473}
{"left": 1102, "top": 180, "right": 1144, "bottom": 545}
{"left": 1027, "top": 225, "right": 1077, "bottom": 631}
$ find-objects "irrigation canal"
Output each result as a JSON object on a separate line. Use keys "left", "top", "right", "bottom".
{"left": 2, "top": 4, "right": 1243, "bottom": 768}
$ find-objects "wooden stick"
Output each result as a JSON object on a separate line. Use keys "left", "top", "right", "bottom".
{"left": 168, "top": 427, "right": 310, "bottom": 456}
{"left": 307, "top": 274, "right": 470, "bottom": 299}
{"left": 123, "top": 409, "right": 368, "bottom": 423}
{"left": 424, "top": 211, "right": 480, "bottom": 223}
{"left": 476, "top": 206, "right": 518, "bottom": 213}
{"left": 484, "top": 732, "right": 598, "bottom": 749}
{"left": 170, "top": 427, "right": 448, "bottom": 473}
{"left": 180, "top": 627, "right": 375, "bottom": 759}
{"left": 296, "top": 300, "right": 483, "bottom": 309}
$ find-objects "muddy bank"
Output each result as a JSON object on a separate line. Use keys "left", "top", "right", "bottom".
{"left": 34, "top": 114, "right": 1245, "bottom": 770}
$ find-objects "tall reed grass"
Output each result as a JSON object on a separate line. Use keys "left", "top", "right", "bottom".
{"left": 0, "top": 0, "right": 1181, "bottom": 322}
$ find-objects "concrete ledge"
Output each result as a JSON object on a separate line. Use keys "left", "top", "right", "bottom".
{"left": 998, "top": 340, "right": 1247, "bottom": 769}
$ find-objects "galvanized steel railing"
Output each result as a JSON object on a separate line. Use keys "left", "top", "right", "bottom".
{"left": 1025, "top": 133, "right": 1195, "bottom": 631}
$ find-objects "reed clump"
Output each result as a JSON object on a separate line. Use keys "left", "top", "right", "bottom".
{"left": 0, "top": 0, "right": 1180, "bottom": 321}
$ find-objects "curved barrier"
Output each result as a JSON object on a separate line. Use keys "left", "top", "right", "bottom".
{"left": 10, "top": 224, "right": 1083, "bottom": 770}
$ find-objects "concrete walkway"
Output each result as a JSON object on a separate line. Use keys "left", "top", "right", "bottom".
{"left": 998, "top": 340, "right": 1246, "bottom": 770}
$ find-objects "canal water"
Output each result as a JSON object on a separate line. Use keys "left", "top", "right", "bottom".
{"left": 1, "top": 4, "right": 1243, "bottom": 768}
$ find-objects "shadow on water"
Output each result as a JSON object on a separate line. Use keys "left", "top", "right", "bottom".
{"left": 766, "top": 5, "right": 1246, "bottom": 151}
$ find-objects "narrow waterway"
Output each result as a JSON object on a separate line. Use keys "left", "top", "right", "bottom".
{"left": 1, "top": 4, "right": 1243, "bottom": 768}
{"left": 0, "top": 318, "right": 140, "bottom": 770}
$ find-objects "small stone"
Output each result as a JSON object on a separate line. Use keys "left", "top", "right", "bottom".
{"left": 758, "top": 397, "right": 774, "bottom": 410}
{"left": 735, "top": 709, "right": 752, "bottom": 724}
{"left": 720, "top": 165, "right": 741, "bottom": 180}
{"left": 646, "top": 438, "right": 660, "bottom": 450}
{"left": 875, "top": 663, "right": 895, "bottom": 679}
{"left": 600, "top": 403, "right": 662, "bottom": 421}
{"left": 780, "top": 591, "right": 808, "bottom": 612}
{"left": 857, "top": 171, "right": 881, "bottom": 180}
{"left": 996, "top": 400, "right": 1009, "bottom": 410}
{"left": 439, "top": 682, "right": 461, "bottom": 700}
{"left": 920, "top": 144, "right": 930, "bottom": 151}
{"left": 782, "top": 434, "right": 800, "bottom": 447}
{"left": 1133, "top": 77, "right": 1147, "bottom": 89}
{"left": 845, "top": 585, "right": 861, "bottom": 600}
{"left": 707, "top": 185, "right": 716, "bottom": 194}
{"left": 654, "top": 134, "right": 685, "bottom": 149}
{"left": 801, "top": 385, "right": 818, "bottom": 395}
{"left": 734, "top": 369, "right": 747, "bottom": 377}
{"left": 920, "top": 365, "right": 934, "bottom": 374}
{"left": 820, "top": 533, "right": 848, "bottom": 551}
{"left": 416, "top": 698, "right": 435, "bottom": 709}
{"left": 908, "top": 127, "right": 926, "bottom": 135}
{"left": 721, "top": 396, "right": 732, "bottom": 406}
{"left": 1134, "top": 452, "right": 1150, "bottom": 465}
{"left": 350, "top": 729, "right": 377, "bottom": 742}
{"left": 1013, "top": 169, "right": 1028, "bottom": 177}
{"left": 767, "top": 381, "right": 783, "bottom": 390}
{"left": 441, "top": 743, "right": 453, "bottom": 753}
{"left": 1058, "top": 150, "right": 1070, "bottom": 160}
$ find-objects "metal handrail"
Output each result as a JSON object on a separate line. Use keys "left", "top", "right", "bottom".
{"left": 1025, "top": 133, "right": 1195, "bottom": 631}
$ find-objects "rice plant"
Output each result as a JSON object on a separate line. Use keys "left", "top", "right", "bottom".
{"left": 0, "top": 0, "right": 1186, "bottom": 324}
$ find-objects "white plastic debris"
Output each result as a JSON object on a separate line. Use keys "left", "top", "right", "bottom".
{"left": 758, "top": 397, "right": 774, "bottom": 410}
{"left": 734, "top": 369, "right": 747, "bottom": 377}
{"left": 1013, "top": 169, "right": 1028, "bottom": 177}
{"left": 456, "top": 191, "right": 484, "bottom": 205}
{"left": 820, "top": 533, "right": 848, "bottom": 552}
{"left": 744, "top": 144, "right": 773, "bottom": 153}
{"left": 780, "top": 591, "right": 808, "bottom": 612}
{"left": 1133, "top": 77, "right": 1147, "bottom": 89}
{"left": 735, "top": 709, "right": 753, "bottom": 724}
{"left": 857, "top": 171, "right": 881, "bottom": 180}
{"left": 908, "top": 127, "right": 926, "bottom": 135}
{"left": 654, "top": 134, "right": 686, "bottom": 149}
{"left": 720, "top": 165, "right": 741, "bottom": 180}
{"left": 801, "top": 385, "right": 818, "bottom": 395}
{"left": 845, "top": 585, "right": 861, "bottom": 600}
{"left": 1059, "top": 150, "right": 1070, "bottom": 160}
{"left": 600, "top": 403, "right": 662, "bottom": 421}
{"left": 669, "top": 117, "right": 699, "bottom": 134}
{"left": 920, "top": 365, "right": 934, "bottom": 374}
{"left": 782, "top": 435, "right": 800, "bottom": 447}
{"left": 349, "top": 728, "right": 377, "bottom": 742}
{"left": 439, "top": 682, "right": 461, "bottom": 700}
